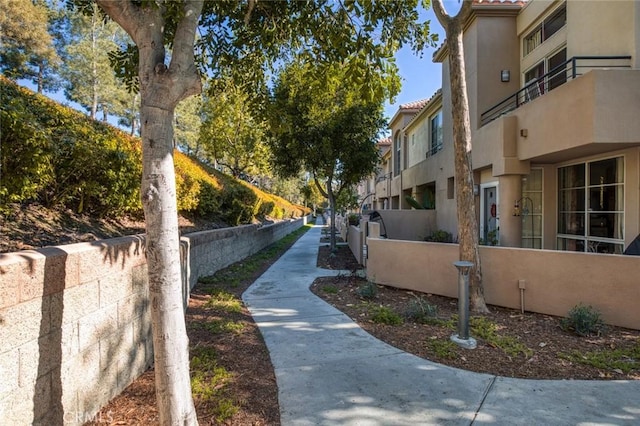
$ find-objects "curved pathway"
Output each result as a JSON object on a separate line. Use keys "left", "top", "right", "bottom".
{"left": 243, "top": 218, "right": 640, "bottom": 425}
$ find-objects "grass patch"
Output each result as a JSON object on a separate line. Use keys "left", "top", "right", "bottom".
{"left": 370, "top": 305, "right": 404, "bottom": 325}
{"left": 428, "top": 339, "right": 458, "bottom": 359}
{"left": 191, "top": 319, "right": 245, "bottom": 334}
{"left": 198, "top": 224, "right": 312, "bottom": 289}
{"left": 560, "top": 343, "right": 640, "bottom": 373}
{"left": 190, "top": 345, "right": 238, "bottom": 422}
{"left": 470, "top": 316, "right": 533, "bottom": 358}
{"left": 404, "top": 296, "right": 439, "bottom": 324}
{"left": 204, "top": 289, "right": 243, "bottom": 313}
{"left": 321, "top": 285, "right": 338, "bottom": 294}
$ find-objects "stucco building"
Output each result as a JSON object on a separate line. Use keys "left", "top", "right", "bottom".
{"left": 370, "top": 0, "right": 640, "bottom": 254}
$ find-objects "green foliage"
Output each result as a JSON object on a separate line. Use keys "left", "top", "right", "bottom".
{"left": 190, "top": 345, "right": 238, "bottom": 422}
{"left": 428, "top": 339, "right": 458, "bottom": 359}
{"left": 370, "top": 306, "right": 403, "bottom": 326}
{"left": 321, "top": 285, "right": 339, "bottom": 294}
{"left": 357, "top": 282, "right": 378, "bottom": 299}
{"left": 0, "top": 77, "right": 308, "bottom": 223}
{"left": 424, "top": 230, "right": 454, "bottom": 243}
{"left": 470, "top": 316, "right": 533, "bottom": 358}
{"left": 191, "top": 319, "right": 245, "bottom": 335}
{"left": 347, "top": 214, "right": 360, "bottom": 226}
{"left": 404, "top": 297, "right": 440, "bottom": 324}
{"left": 560, "top": 343, "right": 640, "bottom": 374}
{"left": 561, "top": 304, "right": 605, "bottom": 337}
{"left": 480, "top": 227, "right": 500, "bottom": 246}
{"left": 1, "top": 77, "right": 142, "bottom": 216}
{"left": 204, "top": 289, "right": 243, "bottom": 313}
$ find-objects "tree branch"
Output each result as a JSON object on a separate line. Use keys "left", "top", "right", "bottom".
{"left": 95, "top": 0, "right": 143, "bottom": 44}
{"left": 169, "top": 0, "right": 204, "bottom": 101}
{"left": 433, "top": 0, "right": 473, "bottom": 30}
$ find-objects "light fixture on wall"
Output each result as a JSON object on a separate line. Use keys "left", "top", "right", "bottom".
{"left": 500, "top": 70, "right": 510, "bottom": 82}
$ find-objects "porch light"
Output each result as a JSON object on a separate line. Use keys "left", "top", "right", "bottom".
{"left": 500, "top": 69, "right": 510, "bottom": 82}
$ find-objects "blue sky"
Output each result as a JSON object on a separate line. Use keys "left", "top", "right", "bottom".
{"left": 383, "top": 0, "right": 462, "bottom": 121}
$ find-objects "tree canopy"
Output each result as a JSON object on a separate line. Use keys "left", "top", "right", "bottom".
{"left": 198, "top": 79, "right": 270, "bottom": 178}
{"left": 269, "top": 61, "right": 386, "bottom": 249}
{"left": 0, "top": 0, "right": 60, "bottom": 91}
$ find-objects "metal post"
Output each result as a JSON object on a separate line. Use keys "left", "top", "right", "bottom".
{"left": 451, "top": 261, "right": 477, "bottom": 349}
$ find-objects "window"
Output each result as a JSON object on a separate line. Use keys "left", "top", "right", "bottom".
{"left": 557, "top": 157, "right": 624, "bottom": 254}
{"left": 523, "top": 47, "right": 567, "bottom": 100}
{"left": 523, "top": 4, "right": 566, "bottom": 56}
{"left": 428, "top": 109, "right": 443, "bottom": 157}
{"left": 394, "top": 133, "right": 401, "bottom": 177}
{"left": 521, "top": 169, "right": 543, "bottom": 249}
{"left": 447, "top": 177, "right": 455, "bottom": 199}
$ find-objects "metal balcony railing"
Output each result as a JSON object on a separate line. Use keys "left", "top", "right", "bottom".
{"left": 480, "top": 56, "right": 632, "bottom": 127}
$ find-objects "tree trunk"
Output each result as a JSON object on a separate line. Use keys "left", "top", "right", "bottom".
{"left": 95, "top": 1, "right": 203, "bottom": 424}
{"left": 433, "top": 0, "right": 489, "bottom": 313}
{"left": 327, "top": 181, "right": 337, "bottom": 252}
{"left": 140, "top": 102, "right": 198, "bottom": 425}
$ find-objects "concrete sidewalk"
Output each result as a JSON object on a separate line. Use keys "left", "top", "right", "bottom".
{"left": 242, "top": 218, "right": 640, "bottom": 425}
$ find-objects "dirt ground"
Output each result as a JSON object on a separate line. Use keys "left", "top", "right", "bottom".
{"left": 312, "top": 245, "right": 639, "bottom": 381}
{"left": 3, "top": 212, "right": 638, "bottom": 424}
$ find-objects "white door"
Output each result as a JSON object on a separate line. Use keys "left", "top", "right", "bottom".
{"left": 480, "top": 184, "right": 499, "bottom": 245}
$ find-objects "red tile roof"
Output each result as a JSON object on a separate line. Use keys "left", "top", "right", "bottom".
{"left": 473, "top": 0, "right": 526, "bottom": 5}
{"left": 377, "top": 137, "right": 392, "bottom": 146}
{"left": 399, "top": 99, "right": 430, "bottom": 110}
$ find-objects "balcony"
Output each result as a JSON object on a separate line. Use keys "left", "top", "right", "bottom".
{"left": 480, "top": 56, "right": 632, "bottom": 127}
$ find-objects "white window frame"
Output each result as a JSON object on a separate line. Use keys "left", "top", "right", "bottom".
{"left": 557, "top": 156, "right": 625, "bottom": 254}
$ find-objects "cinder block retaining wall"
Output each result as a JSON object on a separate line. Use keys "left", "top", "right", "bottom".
{"left": 0, "top": 217, "right": 307, "bottom": 425}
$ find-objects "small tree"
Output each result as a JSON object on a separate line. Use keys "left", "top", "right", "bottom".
{"left": 269, "top": 62, "right": 386, "bottom": 251}
{"left": 199, "top": 80, "right": 270, "bottom": 178}
{"left": 433, "top": 0, "right": 489, "bottom": 312}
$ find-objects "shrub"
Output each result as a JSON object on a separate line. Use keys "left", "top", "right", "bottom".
{"left": 357, "top": 281, "right": 378, "bottom": 299}
{"left": 1, "top": 77, "right": 308, "bottom": 224}
{"left": 424, "top": 229, "right": 454, "bottom": 243}
{"left": 404, "top": 296, "right": 439, "bottom": 324}
{"left": 561, "top": 304, "right": 605, "bottom": 336}
{"left": 347, "top": 213, "right": 360, "bottom": 226}
{"left": 370, "top": 306, "right": 403, "bottom": 325}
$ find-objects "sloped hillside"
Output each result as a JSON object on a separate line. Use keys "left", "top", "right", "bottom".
{"left": 0, "top": 77, "right": 308, "bottom": 252}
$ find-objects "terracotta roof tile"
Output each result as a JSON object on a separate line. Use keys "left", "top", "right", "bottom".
{"left": 399, "top": 99, "right": 430, "bottom": 110}
{"left": 377, "top": 137, "right": 392, "bottom": 146}
{"left": 474, "top": 0, "right": 526, "bottom": 5}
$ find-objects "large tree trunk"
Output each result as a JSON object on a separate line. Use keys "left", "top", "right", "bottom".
{"left": 140, "top": 102, "right": 198, "bottom": 425}
{"left": 433, "top": 0, "right": 488, "bottom": 313}
{"left": 96, "top": 1, "right": 203, "bottom": 424}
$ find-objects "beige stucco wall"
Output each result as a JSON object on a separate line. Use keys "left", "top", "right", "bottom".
{"left": 372, "top": 209, "right": 437, "bottom": 241}
{"left": 512, "top": 70, "right": 640, "bottom": 163}
{"left": 566, "top": 0, "right": 637, "bottom": 62}
{"left": 366, "top": 233, "right": 640, "bottom": 330}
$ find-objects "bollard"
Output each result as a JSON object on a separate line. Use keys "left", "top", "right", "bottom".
{"left": 450, "top": 261, "right": 477, "bottom": 349}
